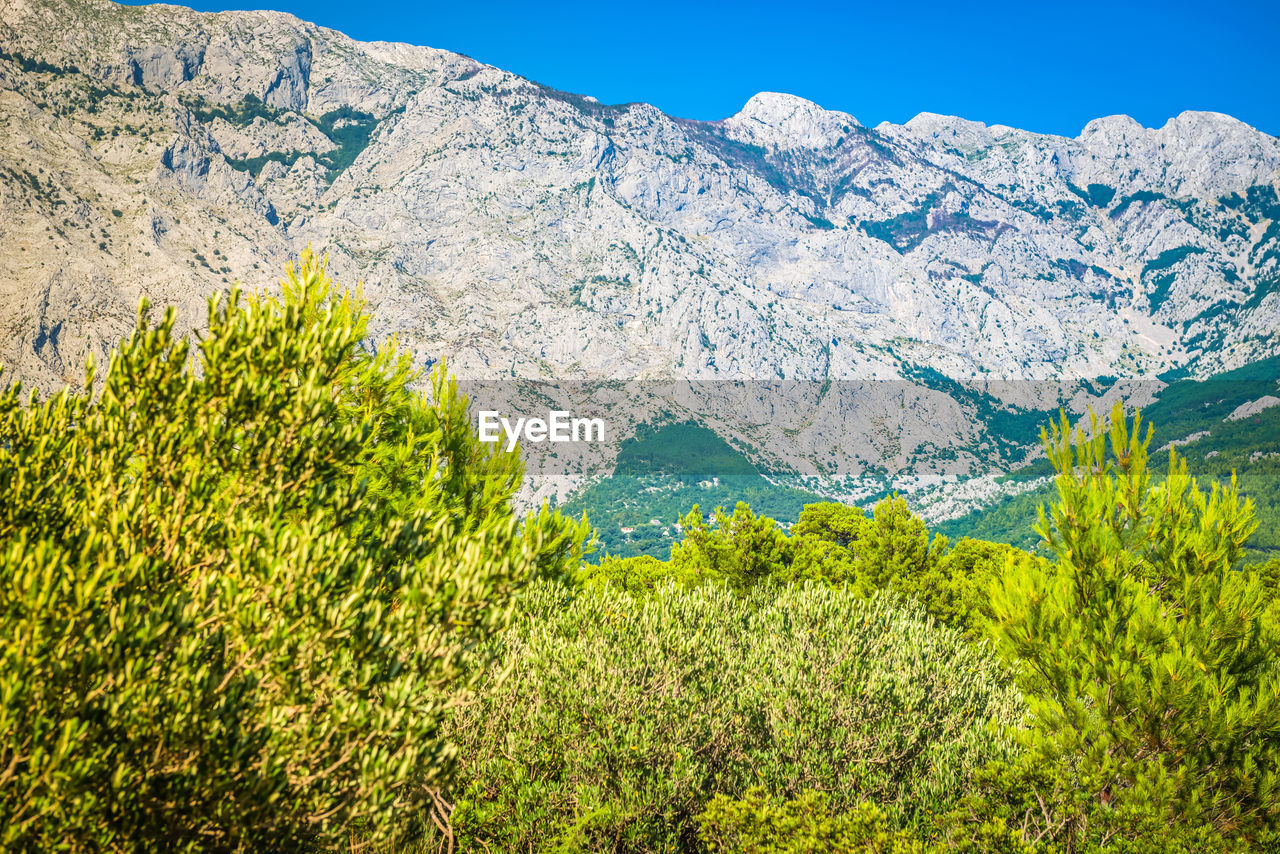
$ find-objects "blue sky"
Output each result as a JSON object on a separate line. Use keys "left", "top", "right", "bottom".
{"left": 122, "top": 0, "right": 1280, "bottom": 137}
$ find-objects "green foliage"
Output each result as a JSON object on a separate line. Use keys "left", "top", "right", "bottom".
{"left": 1221, "top": 184, "right": 1280, "bottom": 223}
{"left": 0, "top": 46, "right": 80, "bottom": 75}
{"left": 1065, "top": 182, "right": 1116, "bottom": 208}
{"left": 698, "top": 787, "right": 1035, "bottom": 854}
{"left": 859, "top": 192, "right": 943, "bottom": 252}
{"left": 669, "top": 502, "right": 795, "bottom": 590}
{"left": 860, "top": 196, "right": 946, "bottom": 253}
{"left": 896, "top": 363, "right": 1055, "bottom": 459}
{"left": 574, "top": 552, "right": 702, "bottom": 593}
{"left": 615, "top": 421, "right": 759, "bottom": 478}
{"left": 1143, "top": 244, "right": 1205, "bottom": 276}
{"left": 1111, "top": 189, "right": 1172, "bottom": 218}
{"left": 443, "top": 581, "right": 1021, "bottom": 853}
{"left": 698, "top": 789, "right": 931, "bottom": 854}
{"left": 226, "top": 148, "right": 305, "bottom": 177}
{"left": 574, "top": 501, "right": 801, "bottom": 595}
{"left": 940, "top": 355, "right": 1280, "bottom": 562}
{"left": 983, "top": 402, "right": 1280, "bottom": 850}
{"left": 0, "top": 251, "right": 584, "bottom": 851}
{"left": 941, "top": 759, "right": 1253, "bottom": 854}
{"left": 563, "top": 473, "right": 826, "bottom": 558}
{"left": 576, "top": 496, "right": 1018, "bottom": 638}
{"left": 803, "top": 213, "right": 837, "bottom": 230}
{"left": 314, "top": 106, "right": 382, "bottom": 176}
{"left": 1084, "top": 183, "right": 1115, "bottom": 207}
{"left": 927, "top": 538, "right": 1024, "bottom": 636}
{"left": 1147, "top": 272, "right": 1177, "bottom": 311}
{"left": 187, "top": 93, "right": 280, "bottom": 127}
{"left": 784, "top": 499, "right": 1011, "bottom": 637}
{"left": 861, "top": 195, "right": 1008, "bottom": 253}
{"left": 801, "top": 497, "right": 939, "bottom": 593}
{"left": 208, "top": 99, "right": 387, "bottom": 181}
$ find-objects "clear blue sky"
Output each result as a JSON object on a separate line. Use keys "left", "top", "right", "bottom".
{"left": 123, "top": 0, "right": 1280, "bottom": 137}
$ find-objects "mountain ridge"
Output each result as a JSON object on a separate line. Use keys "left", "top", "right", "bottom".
{"left": 2, "top": 0, "right": 1279, "bottom": 506}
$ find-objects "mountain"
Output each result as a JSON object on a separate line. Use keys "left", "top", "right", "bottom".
{"left": 3, "top": 0, "right": 1279, "bottom": 515}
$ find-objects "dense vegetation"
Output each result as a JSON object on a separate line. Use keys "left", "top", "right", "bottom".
{"left": 436, "top": 400, "right": 1280, "bottom": 852}
{"left": 0, "top": 253, "right": 585, "bottom": 851}
{"left": 444, "top": 582, "right": 1020, "bottom": 852}
{"left": 2, "top": 255, "right": 1278, "bottom": 851}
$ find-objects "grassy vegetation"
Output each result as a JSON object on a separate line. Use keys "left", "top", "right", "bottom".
{"left": 0, "top": 47, "right": 80, "bottom": 75}
{"left": 313, "top": 105, "right": 382, "bottom": 175}
{"left": 897, "top": 362, "right": 1057, "bottom": 459}
{"left": 1065, "top": 181, "right": 1115, "bottom": 208}
{"left": 1143, "top": 244, "right": 1205, "bottom": 276}
{"left": 860, "top": 192, "right": 1009, "bottom": 253}
{"left": 186, "top": 92, "right": 280, "bottom": 126}
{"left": 1110, "top": 189, "right": 1167, "bottom": 219}
{"left": 226, "top": 148, "right": 306, "bottom": 177}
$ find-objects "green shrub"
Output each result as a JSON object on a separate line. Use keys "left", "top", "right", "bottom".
{"left": 787, "top": 499, "right": 1012, "bottom": 637}
{"left": 669, "top": 501, "right": 795, "bottom": 590}
{"left": 0, "top": 251, "right": 585, "bottom": 851}
{"left": 697, "top": 787, "right": 1034, "bottom": 854}
{"left": 983, "top": 403, "right": 1280, "bottom": 849}
{"left": 698, "top": 788, "right": 929, "bottom": 854}
{"left": 795, "top": 497, "right": 940, "bottom": 594}
{"left": 576, "top": 552, "right": 706, "bottom": 593}
{"left": 576, "top": 498, "right": 1018, "bottom": 639}
{"left": 443, "top": 580, "right": 1021, "bottom": 852}
{"left": 1084, "top": 183, "right": 1115, "bottom": 207}
{"left": 919, "top": 538, "right": 1023, "bottom": 638}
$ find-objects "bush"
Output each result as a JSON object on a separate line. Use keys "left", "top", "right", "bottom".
{"left": 576, "top": 498, "right": 1018, "bottom": 639}
{"left": 983, "top": 403, "right": 1280, "bottom": 849}
{"left": 697, "top": 787, "right": 1034, "bottom": 854}
{"left": 443, "top": 580, "right": 1021, "bottom": 852}
{"left": 698, "top": 788, "right": 929, "bottom": 854}
{"left": 576, "top": 552, "right": 706, "bottom": 593}
{"left": 0, "top": 251, "right": 585, "bottom": 851}
{"left": 669, "top": 501, "right": 795, "bottom": 590}
{"left": 789, "top": 498, "right": 943, "bottom": 595}
{"left": 786, "top": 499, "right": 1010, "bottom": 637}
{"left": 920, "top": 537, "right": 1022, "bottom": 638}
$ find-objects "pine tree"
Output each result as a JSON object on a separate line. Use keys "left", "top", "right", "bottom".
{"left": 986, "top": 402, "right": 1280, "bottom": 849}
{"left": 0, "top": 251, "right": 587, "bottom": 851}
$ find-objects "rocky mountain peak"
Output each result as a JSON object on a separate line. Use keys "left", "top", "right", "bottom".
{"left": 1164, "top": 109, "right": 1254, "bottom": 133}
{"left": 722, "top": 91, "right": 860, "bottom": 150}
{"left": 1078, "top": 114, "right": 1145, "bottom": 139}
{"left": 897, "top": 112, "right": 1000, "bottom": 150}
{"left": 1075, "top": 109, "right": 1280, "bottom": 197}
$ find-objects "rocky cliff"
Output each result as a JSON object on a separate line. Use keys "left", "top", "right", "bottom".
{"left": 2, "top": 0, "right": 1279, "bottom": 502}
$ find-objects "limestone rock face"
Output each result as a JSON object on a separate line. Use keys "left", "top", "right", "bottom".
{"left": 723, "top": 92, "right": 861, "bottom": 150}
{"left": 125, "top": 43, "right": 205, "bottom": 90}
{"left": 2, "top": 0, "right": 1279, "bottom": 507}
{"left": 1227, "top": 394, "right": 1280, "bottom": 421}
